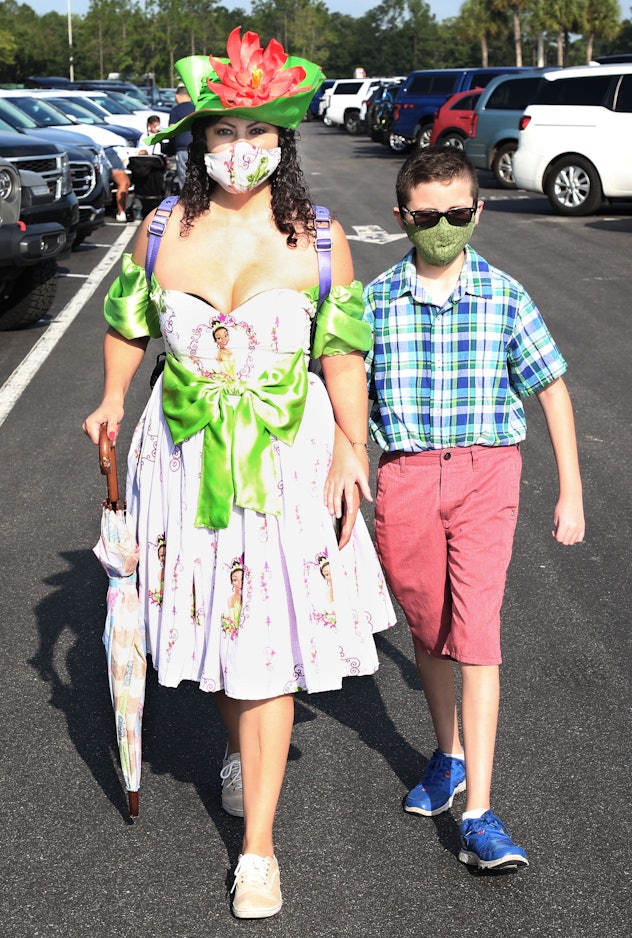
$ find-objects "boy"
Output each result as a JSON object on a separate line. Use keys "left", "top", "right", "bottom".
{"left": 364, "top": 148, "right": 584, "bottom": 869}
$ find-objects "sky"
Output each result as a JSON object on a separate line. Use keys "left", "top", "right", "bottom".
{"left": 25, "top": 1, "right": 464, "bottom": 22}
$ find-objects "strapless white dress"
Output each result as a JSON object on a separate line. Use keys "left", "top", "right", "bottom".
{"left": 126, "top": 286, "right": 395, "bottom": 699}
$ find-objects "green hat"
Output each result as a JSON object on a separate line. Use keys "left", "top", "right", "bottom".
{"left": 147, "top": 27, "right": 325, "bottom": 145}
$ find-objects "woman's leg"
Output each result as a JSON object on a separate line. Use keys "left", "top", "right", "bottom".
{"left": 215, "top": 690, "right": 240, "bottom": 755}
{"left": 239, "top": 694, "right": 294, "bottom": 857}
{"left": 460, "top": 663, "right": 499, "bottom": 811}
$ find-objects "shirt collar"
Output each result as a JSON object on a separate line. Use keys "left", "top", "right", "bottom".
{"left": 391, "top": 245, "right": 494, "bottom": 304}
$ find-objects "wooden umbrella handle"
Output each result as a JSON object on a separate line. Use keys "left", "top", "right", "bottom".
{"left": 98, "top": 423, "right": 120, "bottom": 509}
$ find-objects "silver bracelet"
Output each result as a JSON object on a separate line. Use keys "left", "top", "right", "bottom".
{"left": 350, "top": 441, "right": 370, "bottom": 455}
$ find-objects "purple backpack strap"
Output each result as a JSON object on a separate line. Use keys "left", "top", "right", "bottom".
{"left": 313, "top": 204, "right": 332, "bottom": 310}
{"left": 145, "top": 195, "right": 180, "bottom": 285}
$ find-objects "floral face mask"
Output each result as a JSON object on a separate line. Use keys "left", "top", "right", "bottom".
{"left": 204, "top": 141, "right": 281, "bottom": 193}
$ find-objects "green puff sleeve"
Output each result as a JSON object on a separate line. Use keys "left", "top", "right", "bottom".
{"left": 304, "top": 280, "right": 372, "bottom": 358}
{"left": 103, "top": 253, "right": 162, "bottom": 340}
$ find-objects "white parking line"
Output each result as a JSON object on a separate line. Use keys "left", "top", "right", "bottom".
{"left": 0, "top": 224, "right": 137, "bottom": 430}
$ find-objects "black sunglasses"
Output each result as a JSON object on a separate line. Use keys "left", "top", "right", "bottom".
{"left": 400, "top": 205, "right": 477, "bottom": 230}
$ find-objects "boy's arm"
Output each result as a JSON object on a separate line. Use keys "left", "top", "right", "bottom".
{"left": 534, "top": 376, "right": 585, "bottom": 545}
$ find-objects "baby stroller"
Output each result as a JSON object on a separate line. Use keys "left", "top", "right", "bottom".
{"left": 127, "top": 154, "right": 170, "bottom": 218}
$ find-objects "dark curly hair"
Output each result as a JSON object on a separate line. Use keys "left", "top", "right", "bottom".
{"left": 178, "top": 116, "right": 315, "bottom": 246}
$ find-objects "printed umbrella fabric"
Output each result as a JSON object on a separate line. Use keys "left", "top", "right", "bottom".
{"left": 93, "top": 432, "right": 146, "bottom": 819}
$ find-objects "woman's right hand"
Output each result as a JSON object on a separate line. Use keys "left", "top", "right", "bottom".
{"left": 82, "top": 403, "right": 123, "bottom": 445}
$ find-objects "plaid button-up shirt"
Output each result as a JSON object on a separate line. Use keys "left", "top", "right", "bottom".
{"left": 363, "top": 246, "right": 567, "bottom": 452}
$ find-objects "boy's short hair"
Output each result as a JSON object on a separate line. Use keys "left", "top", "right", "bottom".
{"left": 396, "top": 146, "right": 479, "bottom": 207}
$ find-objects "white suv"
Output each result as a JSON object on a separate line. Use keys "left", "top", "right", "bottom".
{"left": 321, "top": 78, "right": 390, "bottom": 134}
{"left": 513, "top": 63, "right": 632, "bottom": 215}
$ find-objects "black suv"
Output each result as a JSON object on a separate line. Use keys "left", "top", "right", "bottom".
{"left": 0, "top": 103, "right": 106, "bottom": 247}
{"left": 0, "top": 156, "right": 69, "bottom": 330}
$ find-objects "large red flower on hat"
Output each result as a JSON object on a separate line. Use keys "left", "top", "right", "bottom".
{"left": 206, "top": 27, "right": 307, "bottom": 108}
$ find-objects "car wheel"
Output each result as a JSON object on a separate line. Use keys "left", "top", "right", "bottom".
{"left": 389, "top": 132, "right": 411, "bottom": 153}
{"left": 416, "top": 124, "right": 434, "bottom": 149}
{"left": 344, "top": 110, "right": 362, "bottom": 134}
{"left": 492, "top": 142, "right": 518, "bottom": 189}
{"left": 546, "top": 156, "right": 603, "bottom": 216}
{"left": 437, "top": 130, "right": 466, "bottom": 150}
{"left": 0, "top": 259, "right": 58, "bottom": 331}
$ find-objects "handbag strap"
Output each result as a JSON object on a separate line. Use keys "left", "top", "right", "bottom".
{"left": 145, "top": 194, "right": 180, "bottom": 285}
{"left": 313, "top": 204, "right": 332, "bottom": 310}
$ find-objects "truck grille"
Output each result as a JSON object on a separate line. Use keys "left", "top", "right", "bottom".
{"left": 70, "top": 158, "right": 97, "bottom": 200}
{"left": 5, "top": 154, "right": 63, "bottom": 199}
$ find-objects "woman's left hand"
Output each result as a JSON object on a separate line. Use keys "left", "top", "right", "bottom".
{"left": 324, "top": 432, "right": 372, "bottom": 549}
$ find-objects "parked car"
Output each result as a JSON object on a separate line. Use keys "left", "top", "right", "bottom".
{"left": 0, "top": 100, "right": 107, "bottom": 246}
{"left": 0, "top": 91, "right": 138, "bottom": 149}
{"left": 306, "top": 79, "right": 335, "bottom": 120}
{"left": 0, "top": 151, "right": 71, "bottom": 330}
{"left": 513, "top": 63, "right": 632, "bottom": 214}
{"left": 428, "top": 88, "right": 483, "bottom": 149}
{"left": 26, "top": 76, "right": 157, "bottom": 110}
{"left": 464, "top": 69, "right": 556, "bottom": 188}
{"left": 83, "top": 91, "right": 166, "bottom": 137}
{"left": 53, "top": 90, "right": 152, "bottom": 136}
{"left": 321, "top": 77, "right": 396, "bottom": 134}
{"left": 33, "top": 91, "right": 142, "bottom": 147}
{"left": 385, "top": 67, "right": 528, "bottom": 152}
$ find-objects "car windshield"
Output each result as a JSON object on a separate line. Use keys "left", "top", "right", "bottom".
{"left": 0, "top": 97, "right": 39, "bottom": 129}
{"left": 47, "top": 97, "right": 103, "bottom": 124}
{"left": 159, "top": 88, "right": 176, "bottom": 106}
{"left": 64, "top": 96, "right": 110, "bottom": 120}
{"left": 0, "top": 115, "right": 16, "bottom": 132}
{"left": 5, "top": 95, "right": 76, "bottom": 126}
{"left": 109, "top": 91, "right": 144, "bottom": 112}
{"left": 124, "top": 88, "right": 152, "bottom": 107}
{"left": 87, "top": 93, "right": 129, "bottom": 116}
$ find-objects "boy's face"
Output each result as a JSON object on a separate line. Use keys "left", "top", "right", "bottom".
{"left": 393, "top": 175, "right": 484, "bottom": 270}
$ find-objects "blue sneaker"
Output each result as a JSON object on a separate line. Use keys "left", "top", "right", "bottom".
{"left": 459, "top": 810, "right": 529, "bottom": 869}
{"left": 404, "top": 749, "right": 466, "bottom": 816}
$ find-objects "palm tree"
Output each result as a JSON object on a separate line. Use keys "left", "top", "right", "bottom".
{"left": 457, "top": 0, "right": 507, "bottom": 67}
{"left": 584, "top": 0, "right": 621, "bottom": 62}
{"left": 491, "top": 0, "right": 531, "bottom": 66}
{"left": 543, "top": 0, "right": 587, "bottom": 66}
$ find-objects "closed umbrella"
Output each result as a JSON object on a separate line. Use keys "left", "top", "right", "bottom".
{"left": 93, "top": 424, "right": 146, "bottom": 819}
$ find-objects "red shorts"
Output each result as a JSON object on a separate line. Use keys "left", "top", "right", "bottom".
{"left": 375, "top": 445, "right": 521, "bottom": 665}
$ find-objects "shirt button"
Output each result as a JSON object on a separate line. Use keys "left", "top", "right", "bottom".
{"left": 443, "top": 452, "right": 451, "bottom": 461}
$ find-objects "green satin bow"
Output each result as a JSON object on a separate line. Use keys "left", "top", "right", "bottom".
{"left": 162, "top": 350, "right": 308, "bottom": 529}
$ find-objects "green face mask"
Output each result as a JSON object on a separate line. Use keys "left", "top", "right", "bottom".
{"left": 403, "top": 216, "right": 475, "bottom": 267}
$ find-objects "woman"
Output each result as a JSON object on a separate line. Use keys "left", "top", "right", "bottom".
{"left": 83, "top": 28, "right": 395, "bottom": 919}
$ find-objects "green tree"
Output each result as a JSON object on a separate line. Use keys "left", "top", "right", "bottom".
{"left": 491, "top": 0, "right": 531, "bottom": 65}
{"left": 584, "top": 0, "right": 621, "bottom": 61}
{"left": 541, "top": 0, "right": 587, "bottom": 66}
{"left": 457, "top": 0, "right": 507, "bottom": 67}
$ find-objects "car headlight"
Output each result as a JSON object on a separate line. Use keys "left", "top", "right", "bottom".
{"left": 0, "top": 167, "right": 16, "bottom": 201}
{"left": 60, "top": 152, "right": 72, "bottom": 196}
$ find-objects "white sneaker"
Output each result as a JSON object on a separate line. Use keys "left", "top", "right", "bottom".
{"left": 231, "top": 854, "right": 282, "bottom": 919}
{"left": 220, "top": 752, "right": 243, "bottom": 817}
{"left": 115, "top": 212, "right": 127, "bottom": 222}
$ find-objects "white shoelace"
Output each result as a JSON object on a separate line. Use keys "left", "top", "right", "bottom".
{"left": 231, "top": 854, "right": 272, "bottom": 893}
{"left": 220, "top": 755, "right": 242, "bottom": 792}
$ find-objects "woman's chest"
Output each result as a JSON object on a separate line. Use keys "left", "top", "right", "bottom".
{"left": 154, "top": 220, "right": 318, "bottom": 313}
